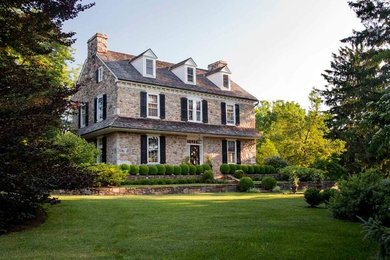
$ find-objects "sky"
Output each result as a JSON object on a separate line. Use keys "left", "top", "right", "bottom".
{"left": 63, "top": 0, "right": 363, "bottom": 108}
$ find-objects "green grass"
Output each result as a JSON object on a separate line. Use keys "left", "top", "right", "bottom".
{"left": 0, "top": 193, "right": 374, "bottom": 259}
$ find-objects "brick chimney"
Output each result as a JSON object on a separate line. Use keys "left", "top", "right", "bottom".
{"left": 87, "top": 33, "right": 108, "bottom": 57}
{"left": 208, "top": 60, "right": 228, "bottom": 71}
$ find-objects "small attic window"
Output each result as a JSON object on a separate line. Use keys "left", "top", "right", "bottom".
{"left": 146, "top": 59, "right": 154, "bottom": 76}
{"left": 187, "top": 67, "right": 194, "bottom": 83}
{"left": 223, "top": 74, "right": 229, "bottom": 89}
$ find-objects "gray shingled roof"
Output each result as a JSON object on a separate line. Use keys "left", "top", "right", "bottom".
{"left": 98, "top": 51, "right": 258, "bottom": 101}
{"left": 78, "top": 116, "right": 262, "bottom": 138}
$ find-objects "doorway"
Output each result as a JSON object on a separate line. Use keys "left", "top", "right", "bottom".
{"left": 189, "top": 145, "right": 200, "bottom": 165}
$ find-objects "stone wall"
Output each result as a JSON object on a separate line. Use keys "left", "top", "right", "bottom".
{"left": 255, "top": 181, "right": 337, "bottom": 190}
{"left": 246, "top": 174, "right": 280, "bottom": 179}
{"left": 126, "top": 174, "right": 201, "bottom": 180}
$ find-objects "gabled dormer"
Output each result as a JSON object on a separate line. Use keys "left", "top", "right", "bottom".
{"left": 206, "top": 61, "right": 232, "bottom": 91}
{"left": 130, "top": 49, "right": 157, "bottom": 78}
{"left": 170, "top": 58, "right": 197, "bottom": 85}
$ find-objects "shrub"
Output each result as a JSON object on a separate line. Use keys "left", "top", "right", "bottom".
{"left": 261, "top": 177, "right": 277, "bottom": 190}
{"left": 290, "top": 176, "right": 299, "bottom": 194}
{"left": 310, "top": 158, "right": 348, "bottom": 180}
{"left": 259, "top": 165, "right": 266, "bottom": 174}
{"left": 202, "top": 164, "right": 211, "bottom": 172}
{"left": 220, "top": 164, "right": 230, "bottom": 174}
{"left": 119, "top": 164, "right": 130, "bottom": 173}
{"left": 234, "top": 170, "right": 245, "bottom": 179}
{"left": 321, "top": 188, "right": 339, "bottom": 205}
{"left": 148, "top": 165, "right": 158, "bottom": 175}
{"left": 239, "top": 177, "right": 254, "bottom": 192}
{"left": 189, "top": 165, "right": 197, "bottom": 175}
{"left": 329, "top": 169, "right": 390, "bottom": 223}
{"left": 87, "top": 163, "right": 127, "bottom": 187}
{"left": 180, "top": 164, "right": 189, "bottom": 175}
{"left": 139, "top": 165, "right": 149, "bottom": 175}
{"left": 272, "top": 186, "right": 281, "bottom": 192}
{"left": 264, "top": 165, "right": 276, "bottom": 174}
{"left": 360, "top": 217, "right": 390, "bottom": 259}
{"left": 248, "top": 165, "right": 255, "bottom": 174}
{"left": 229, "top": 164, "right": 237, "bottom": 174}
{"left": 280, "top": 166, "right": 325, "bottom": 183}
{"left": 156, "top": 164, "right": 166, "bottom": 175}
{"left": 304, "top": 188, "right": 323, "bottom": 207}
{"left": 236, "top": 164, "right": 242, "bottom": 170}
{"left": 241, "top": 165, "right": 248, "bottom": 173}
{"left": 202, "top": 170, "right": 214, "bottom": 182}
{"left": 254, "top": 165, "right": 261, "bottom": 174}
{"left": 130, "top": 165, "right": 139, "bottom": 175}
{"left": 173, "top": 165, "right": 182, "bottom": 175}
{"left": 264, "top": 156, "right": 290, "bottom": 171}
{"left": 196, "top": 165, "right": 204, "bottom": 175}
{"left": 165, "top": 165, "right": 174, "bottom": 175}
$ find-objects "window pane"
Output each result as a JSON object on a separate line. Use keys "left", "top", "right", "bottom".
{"left": 81, "top": 106, "right": 86, "bottom": 127}
{"left": 148, "top": 94, "right": 158, "bottom": 117}
{"left": 226, "top": 104, "right": 234, "bottom": 124}
{"left": 188, "top": 100, "right": 193, "bottom": 121}
{"left": 98, "top": 97, "right": 104, "bottom": 120}
{"left": 223, "top": 74, "right": 229, "bottom": 88}
{"left": 146, "top": 59, "right": 154, "bottom": 75}
{"left": 196, "top": 101, "right": 201, "bottom": 121}
{"left": 148, "top": 137, "right": 159, "bottom": 163}
{"left": 187, "top": 67, "right": 194, "bottom": 82}
{"left": 227, "top": 141, "right": 236, "bottom": 164}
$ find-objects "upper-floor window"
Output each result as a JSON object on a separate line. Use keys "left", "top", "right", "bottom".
{"left": 96, "top": 94, "right": 104, "bottom": 122}
{"left": 148, "top": 136, "right": 159, "bottom": 164}
{"left": 146, "top": 59, "right": 154, "bottom": 76}
{"left": 223, "top": 74, "right": 229, "bottom": 89}
{"left": 97, "top": 66, "right": 103, "bottom": 82}
{"left": 226, "top": 104, "right": 235, "bottom": 125}
{"left": 187, "top": 67, "right": 194, "bottom": 83}
{"left": 147, "top": 93, "right": 159, "bottom": 118}
{"left": 227, "top": 140, "right": 236, "bottom": 164}
{"left": 80, "top": 104, "right": 87, "bottom": 128}
{"left": 188, "top": 98, "right": 202, "bottom": 122}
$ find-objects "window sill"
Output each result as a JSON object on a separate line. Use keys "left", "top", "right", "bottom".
{"left": 188, "top": 120, "right": 203, "bottom": 123}
{"left": 147, "top": 116, "right": 160, "bottom": 120}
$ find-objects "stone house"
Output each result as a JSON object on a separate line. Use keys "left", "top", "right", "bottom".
{"left": 73, "top": 33, "right": 260, "bottom": 172}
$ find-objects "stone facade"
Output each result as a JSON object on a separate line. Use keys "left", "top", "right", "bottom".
{"left": 73, "top": 33, "right": 259, "bottom": 172}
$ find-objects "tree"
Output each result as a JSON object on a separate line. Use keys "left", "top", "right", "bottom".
{"left": 0, "top": 0, "right": 94, "bottom": 233}
{"left": 320, "top": 0, "right": 390, "bottom": 172}
{"left": 255, "top": 91, "right": 345, "bottom": 167}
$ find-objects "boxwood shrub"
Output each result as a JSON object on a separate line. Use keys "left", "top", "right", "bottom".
{"left": 254, "top": 165, "right": 261, "bottom": 174}
{"left": 165, "top": 164, "right": 174, "bottom": 175}
{"left": 180, "top": 164, "right": 190, "bottom": 175}
{"left": 119, "top": 164, "right": 130, "bottom": 173}
{"left": 202, "top": 170, "right": 214, "bottom": 182}
{"left": 130, "top": 165, "right": 139, "bottom": 175}
{"left": 173, "top": 165, "right": 182, "bottom": 175}
{"left": 248, "top": 165, "right": 255, "bottom": 174}
{"left": 202, "top": 164, "right": 211, "bottom": 172}
{"left": 241, "top": 165, "right": 248, "bottom": 174}
{"left": 304, "top": 188, "right": 323, "bottom": 207}
{"left": 239, "top": 177, "right": 254, "bottom": 192}
{"left": 189, "top": 164, "right": 197, "bottom": 175}
{"left": 234, "top": 169, "right": 245, "bottom": 179}
{"left": 156, "top": 164, "right": 166, "bottom": 175}
{"left": 196, "top": 165, "right": 204, "bottom": 175}
{"left": 148, "top": 165, "right": 158, "bottom": 175}
{"left": 220, "top": 164, "right": 230, "bottom": 174}
{"left": 261, "top": 177, "right": 277, "bottom": 190}
{"left": 229, "top": 164, "right": 237, "bottom": 174}
{"left": 139, "top": 165, "right": 149, "bottom": 175}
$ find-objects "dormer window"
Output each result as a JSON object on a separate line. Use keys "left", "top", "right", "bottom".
{"left": 146, "top": 59, "right": 154, "bottom": 76}
{"left": 187, "top": 67, "right": 194, "bottom": 83}
{"left": 223, "top": 74, "right": 229, "bottom": 89}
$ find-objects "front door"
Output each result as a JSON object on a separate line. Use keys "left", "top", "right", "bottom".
{"left": 190, "top": 145, "right": 200, "bottom": 165}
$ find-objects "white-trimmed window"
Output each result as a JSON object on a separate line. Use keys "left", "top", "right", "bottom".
{"left": 223, "top": 74, "right": 230, "bottom": 89}
{"left": 227, "top": 140, "right": 236, "bottom": 164}
{"left": 148, "top": 136, "right": 159, "bottom": 164}
{"left": 226, "top": 104, "right": 235, "bottom": 125}
{"left": 96, "top": 94, "right": 104, "bottom": 122}
{"left": 147, "top": 93, "right": 159, "bottom": 118}
{"left": 97, "top": 137, "right": 103, "bottom": 163}
{"left": 188, "top": 98, "right": 202, "bottom": 122}
{"left": 146, "top": 59, "right": 154, "bottom": 76}
{"left": 97, "top": 66, "right": 103, "bottom": 82}
{"left": 187, "top": 67, "right": 195, "bottom": 83}
{"left": 80, "top": 104, "right": 87, "bottom": 128}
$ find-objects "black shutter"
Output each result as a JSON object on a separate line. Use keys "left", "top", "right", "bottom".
{"left": 236, "top": 140, "right": 241, "bottom": 164}
{"left": 222, "top": 139, "right": 227, "bottom": 164}
{"left": 141, "top": 135, "right": 147, "bottom": 164}
{"left": 85, "top": 102, "right": 89, "bottom": 126}
{"left": 221, "top": 102, "right": 226, "bottom": 125}
{"left": 160, "top": 136, "right": 166, "bottom": 164}
{"left": 202, "top": 100, "right": 208, "bottom": 123}
{"left": 181, "top": 97, "right": 188, "bottom": 121}
{"left": 102, "top": 136, "right": 107, "bottom": 163}
{"left": 78, "top": 105, "right": 81, "bottom": 129}
{"left": 94, "top": 97, "right": 97, "bottom": 123}
{"left": 235, "top": 104, "right": 240, "bottom": 126}
{"left": 140, "top": 91, "right": 147, "bottom": 118}
{"left": 95, "top": 69, "right": 99, "bottom": 83}
{"left": 160, "top": 94, "right": 165, "bottom": 119}
{"left": 102, "top": 94, "right": 107, "bottom": 120}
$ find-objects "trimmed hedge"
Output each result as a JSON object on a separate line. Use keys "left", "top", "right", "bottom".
{"left": 261, "top": 177, "right": 277, "bottom": 190}
{"left": 234, "top": 170, "right": 245, "bottom": 179}
{"left": 173, "top": 165, "right": 182, "bottom": 175}
{"left": 202, "top": 170, "right": 214, "bottom": 182}
{"left": 239, "top": 177, "right": 254, "bottom": 192}
{"left": 139, "top": 165, "right": 149, "bottom": 175}
{"left": 202, "top": 164, "right": 211, "bottom": 172}
{"left": 220, "top": 164, "right": 276, "bottom": 175}
{"left": 196, "top": 165, "right": 204, "bottom": 174}
{"left": 189, "top": 165, "right": 197, "bottom": 175}
{"left": 130, "top": 165, "right": 139, "bottom": 175}
{"left": 119, "top": 164, "right": 130, "bottom": 173}
{"left": 165, "top": 165, "right": 174, "bottom": 175}
{"left": 220, "top": 164, "right": 230, "bottom": 174}
{"left": 148, "top": 165, "right": 158, "bottom": 175}
{"left": 156, "top": 164, "right": 166, "bottom": 175}
{"left": 180, "top": 164, "right": 190, "bottom": 175}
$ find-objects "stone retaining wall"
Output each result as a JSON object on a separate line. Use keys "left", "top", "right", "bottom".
{"left": 52, "top": 184, "right": 238, "bottom": 196}
{"left": 126, "top": 174, "right": 201, "bottom": 180}
{"left": 255, "top": 181, "right": 337, "bottom": 190}
{"left": 246, "top": 174, "right": 280, "bottom": 179}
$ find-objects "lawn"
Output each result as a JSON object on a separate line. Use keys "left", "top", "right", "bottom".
{"left": 0, "top": 193, "right": 374, "bottom": 259}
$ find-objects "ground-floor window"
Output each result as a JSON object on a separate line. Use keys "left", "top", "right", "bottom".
{"left": 97, "top": 137, "right": 103, "bottom": 163}
{"left": 227, "top": 140, "right": 236, "bottom": 164}
{"left": 148, "top": 136, "right": 159, "bottom": 164}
